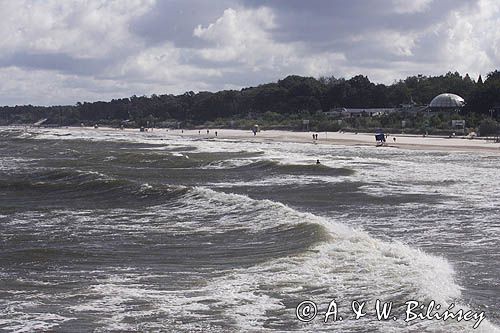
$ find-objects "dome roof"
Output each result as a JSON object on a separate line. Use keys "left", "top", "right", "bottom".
{"left": 429, "top": 93, "right": 465, "bottom": 108}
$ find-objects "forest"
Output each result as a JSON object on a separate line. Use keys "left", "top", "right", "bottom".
{"left": 1, "top": 70, "right": 499, "bottom": 134}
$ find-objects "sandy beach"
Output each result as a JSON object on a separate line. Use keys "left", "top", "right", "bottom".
{"left": 20, "top": 126, "right": 500, "bottom": 154}
{"left": 162, "top": 128, "right": 500, "bottom": 154}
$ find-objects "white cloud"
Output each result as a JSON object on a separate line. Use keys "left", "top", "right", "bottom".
{"left": 112, "top": 42, "right": 222, "bottom": 86}
{"left": 0, "top": 0, "right": 499, "bottom": 105}
{"left": 0, "top": 0, "right": 153, "bottom": 58}
{"left": 192, "top": 7, "right": 346, "bottom": 76}
{"left": 392, "top": 0, "right": 433, "bottom": 14}
{"left": 194, "top": 7, "right": 276, "bottom": 45}
{"left": 193, "top": 7, "right": 279, "bottom": 65}
{"left": 441, "top": 0, "right": 499, "bottom": 76}
{"left": 0, "top": 67, "right": 125, "bottom": 105}
{"left": 337, "top": 0, "right": 500, "bottom": 83}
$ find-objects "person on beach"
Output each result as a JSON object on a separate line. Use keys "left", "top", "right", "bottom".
{"left": 393, "top": 137, "right": 396, "bottom": 143}
{"left": 207, "top": 129, "right": 209, "bottom": 134}
{"left": 316, "top": 159, "right": 320, "bottom": 165}
{"left": 215, "top": 131, "right": 218, "bottom": 137}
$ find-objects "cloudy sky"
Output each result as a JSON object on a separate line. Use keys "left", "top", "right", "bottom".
{"left": 0, "top": 0, "right": 499, "bottom": 106}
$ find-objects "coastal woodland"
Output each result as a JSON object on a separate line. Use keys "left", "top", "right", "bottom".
{"left": 1, "top": 70, "right": 500, "bottom": 135}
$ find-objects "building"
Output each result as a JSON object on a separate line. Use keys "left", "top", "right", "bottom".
{"left": 323, "top": 93, "right": 464, "bottom": 119}
{"left": 429, "top": 93, "right": 465, "bottom": 112}
{"left": 325, "top": 107, "right": 397, "bottom": 118}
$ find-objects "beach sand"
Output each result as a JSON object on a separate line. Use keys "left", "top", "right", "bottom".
{"left": 173, "top": 128, "right": 500, "bottom": 154}
{"left": 37, "top": 126, "right": 500, "bottom": 154}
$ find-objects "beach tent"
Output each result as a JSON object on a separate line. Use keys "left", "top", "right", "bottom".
{"left": 375, "top": 130, "right": 386, "bottom": 146}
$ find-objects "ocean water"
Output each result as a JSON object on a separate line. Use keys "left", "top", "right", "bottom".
{"left": 0, "top": 127, "right": 498, "bottom": 332}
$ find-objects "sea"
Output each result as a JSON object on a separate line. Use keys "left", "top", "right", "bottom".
{"left": 0, "top": 127, "right": 498, "bottom": 332}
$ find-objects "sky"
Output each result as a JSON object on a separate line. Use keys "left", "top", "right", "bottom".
{"left": 0, "top": 0, "right": 499, "bottom": 106}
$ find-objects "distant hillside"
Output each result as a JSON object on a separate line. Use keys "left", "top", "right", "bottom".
{"left": 1, "top": 71, "right": 499, "bottom": 129}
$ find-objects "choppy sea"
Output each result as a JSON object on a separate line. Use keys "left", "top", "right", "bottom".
{"left": 0, "top": 127, "right": 498, "bottom": 332}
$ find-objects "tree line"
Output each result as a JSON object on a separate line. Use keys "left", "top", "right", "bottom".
{"left": 1, "top": 70, "right": 499, "bottom": 129}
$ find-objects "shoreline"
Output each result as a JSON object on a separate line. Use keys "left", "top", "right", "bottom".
{"left": 8, "top": 126, "right": 500, "bottom": 154}
{"left": 174, "top": 128, "right": 500, "bottom": 154}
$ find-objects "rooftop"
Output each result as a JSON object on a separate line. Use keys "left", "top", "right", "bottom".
{"left": 429, "top": 93, "right": 465, "bottom": 108}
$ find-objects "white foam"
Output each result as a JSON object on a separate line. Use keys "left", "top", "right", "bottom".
{"left": 0, "top": 301, "right": 74, "bottom": 333}
{"left": 172, "top": 188, "right": 499, "bottom": 332}
{"left": 11, "top": 184, "right": 493, "bottom": 332}
{"left": 3, "top": 126, "right": 499, "bottom": 331}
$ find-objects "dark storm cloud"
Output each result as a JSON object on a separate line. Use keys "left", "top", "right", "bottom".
{"left": 242, "top": 0, "right": 477, "bottom": 50}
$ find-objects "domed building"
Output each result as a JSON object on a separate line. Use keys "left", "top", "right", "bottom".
{"left": 429, "top": 93, "right": 465, "bottom": 111}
